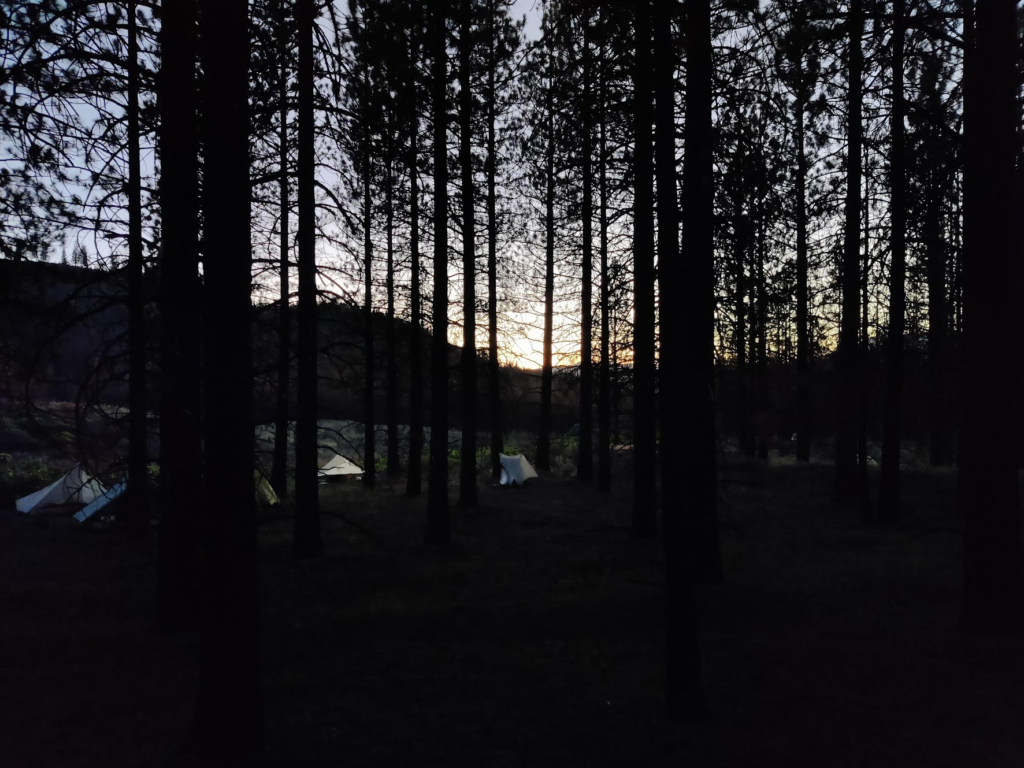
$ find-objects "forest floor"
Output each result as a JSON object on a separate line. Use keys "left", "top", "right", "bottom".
{"left": 2, "top": 456, "right": 1023, "bottom": 767}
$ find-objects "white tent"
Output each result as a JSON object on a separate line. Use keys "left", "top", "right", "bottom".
{"left": 318, "top": 454, "right": 363, "bottom": 480}
{"left": 499, "top": 453, "right": 538, "bottom": 486}
{"left": 74, "top": 478, "right": 126, "bottom": 523}
{"left": 15, "top": 464, "right": 107, "bottom": 514}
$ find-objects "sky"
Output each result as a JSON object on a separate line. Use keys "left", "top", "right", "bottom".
{"left": 511, "top": 0, "right": 544, "bottom": 41}
{"left": 14, "top": 0, "right": 566, "bottom": 369}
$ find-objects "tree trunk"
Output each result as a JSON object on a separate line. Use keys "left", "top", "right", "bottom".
{"left": 681, "top": 0, "right": 722, "bottom": 583}
{"left": 193, "top": 0, "right": 263, "bottom": 755}
{"left": 859, "top": 136, "right": 871, "bottom": 520}
{"left": 735, "top": 214, "right": 754, "bottom": 456}
{"left": 878, "top": 0, "right": 906, "bottom": 524}
{"left": 631, "top": 1, "right": 657, "bottom": 539}
{"left": 271, "top": 0, "right": 290, "bottom": 497}
{"left": 655, "top": 0, "right": 705, "bottom": 719}
{"left": 536, "top": 63, "right": 555, "bottom": 473}
{"left": 578, "top": 12, "right": 594, "bottom": 482}
{"left": 486, "top": 0, "right": 502, "bottom": 481}
{"left": 406, "top": 8, "right": 423, "bottom": 497}
{"left": 362, "top": 66, "right": 377, "bottom": 491}
{"left": 293, "top": 0, "right": 321, "bottom": 558}
{"left": 612, "top": 343, "right": 621, "bottom": 446}
{"left": 958, "top": 0, "right": 1022, "bottom": 634}
{"left": 426, "top": 0, "right": 450, "bottom": 544}
{"left": 125, "top": 1, "right": 147, "bottom": 538}
{"left": 925, "top": 167, "right": 947, "bottom": 467}
{"left": 386, "top": 146, "right": 400, "bottom": 476}
{"left": 597, "top": 35, "right": 611, "bottom": 492}
{"left": 156, "top": 0, "right": 202, "bottom": 633}
{"left": 755, "top": 216, "right": 768, "bottom": 462}
{"left": 794, "top": 79, "right": 810, "bottom": 463}
{"left": 834, "top": 0, "right": 865, "bottom": 506}
{"left": 856, "top": 137, "right": 872, "bottom": 524}
{"left": 458, "top": 0, "right": 478, "bottom": 509}
{"left": 951, "top": 183, "right": 963, "bottom": 337}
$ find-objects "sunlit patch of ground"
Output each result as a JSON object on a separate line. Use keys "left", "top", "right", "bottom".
{"left": 2, "top": 458, "right": 1022, "bottom": 767}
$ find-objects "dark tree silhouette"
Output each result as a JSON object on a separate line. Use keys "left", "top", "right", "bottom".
{"left": 733, "top": 203, "right": 754, "bottom": 457}
{"left": 753, "top": 182, "right": 769, "bottom": 463}
{"left": 656, "top": 0, "right": 705, "bottom": 719}
{"left": 358, "top": 1, "right": 377, "bottom": 492}
{"left": 157, "top": 0, "right": 202, "bottom": 633}
{"left": 765, "top": 0, "right": 833, "bottom": 464}
{"left": 458, "top": 0, "right": 479, "bottom": 509}
{"left": 577, "top": 9, "right": 594, "bottom": 482}
{"left": 631, "top": 0, "right": 656, "bottom": 539}
{"left": 293, "top": 0, "right": 322, "bottom": 558}
{"left": 878, "top": 0, "right": 906, "bottom": 524}
{"left": 536, "top": 42, "right": 556, "bottom": 473}
{"left": 833, "top": 0, "right": 866, "bottom": 508}
{"left": 485, "top": 0, "right": 503, "bottom": 481}
{"left": 916, "top": 26, "right": 955, "bottom": 469}
{"left": 925, "top": 123, "right": 949, "bottom": 468}
{"left": 192, "top": 0, "right": 264, "bottom": 756}
{"left": 124, "top": 1, "right": 147, "bottom": 538}
{"left": 597, "top": 15, "right": 612, "bottom": 493}
{"left": 958, "top": 0, "right": 1022, "bottom": 634}
{"left": 680, "top": 0, "right": 722, "bottom": 583}
{"left": 385, "top": 105, "right": 400, "bottom": 478}
{"left": 788, "top": 3, "right": 814, "bottom": 464}
{"left": 406, "top": 0, "right": 425, "bottom": 496}
{"left": 271, "top": 0, "right": 292, "bottom": 498}
{"left": 426, "top": 0, "right": 450, "bottom": 545}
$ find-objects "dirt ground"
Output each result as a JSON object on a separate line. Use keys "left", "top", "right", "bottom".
{"left": 2, "top": 458, "right": 1022, "bottom": 768}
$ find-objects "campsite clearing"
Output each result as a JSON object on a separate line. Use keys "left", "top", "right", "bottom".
{"left": 2, "top": 460, "right": 1022, "bottom": 767}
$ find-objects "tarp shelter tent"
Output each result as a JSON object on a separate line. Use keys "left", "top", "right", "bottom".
{"left": 76, "top": 469, "right": 277, "bottom": 521}
{"left": 74, "top": 478, "right": 126, "bottom": 523}
{"left": 318, "top": 454, "right": 363, "bottom": 480}
{"left": 255, "top": 469, "right": 279, "bottom": 506}
{"left": 15, "top": 464, "right": 107, "bottom": 514}
{"left": 499, "top": 453, "right": 539, "bottom": 487}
